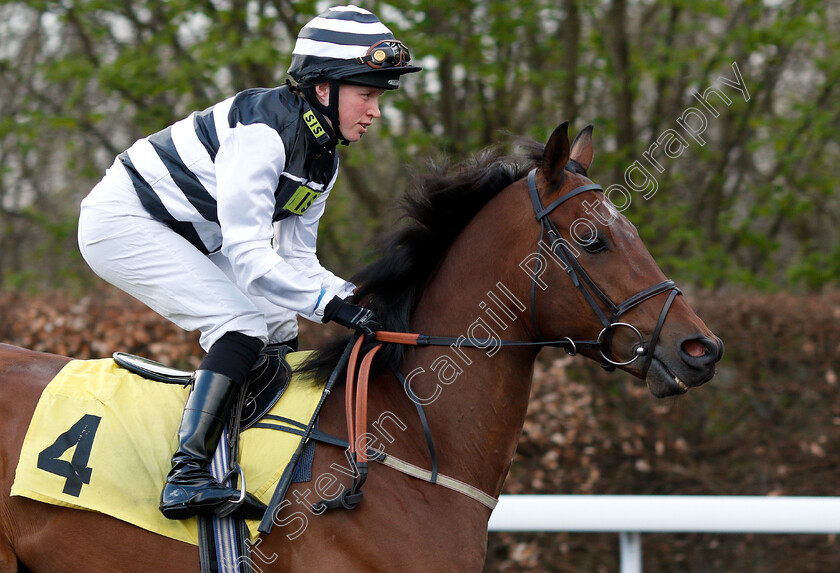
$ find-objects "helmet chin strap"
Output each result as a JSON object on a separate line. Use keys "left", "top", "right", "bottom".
{"left": 328, "top": 80, "right": 350, "bottom": 146}
{"left": 302, "top": 80, "right": 350, "bottom": 146}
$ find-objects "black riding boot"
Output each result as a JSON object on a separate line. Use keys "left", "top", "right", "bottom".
{"left": 159, "top": 370, "right": 265, "bottom": 520}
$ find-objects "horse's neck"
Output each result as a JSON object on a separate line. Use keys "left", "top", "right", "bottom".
{"left": 397, "top": 185, "right": 541, "bottom": 497}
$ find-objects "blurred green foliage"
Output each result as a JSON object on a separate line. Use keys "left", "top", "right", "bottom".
{"left": 1, "top": 0, "right": 838, "bottom": 291}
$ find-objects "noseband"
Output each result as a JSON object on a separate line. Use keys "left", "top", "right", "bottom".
{"left": 526, "top": 168, "right": 681, "bottom": 377}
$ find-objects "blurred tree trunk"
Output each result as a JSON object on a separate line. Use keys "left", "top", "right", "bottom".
{"left": 609, "top": 0, "right": 635, "bottom": 165}
{"left": 561, "top": 0, "right": 581, "bottom": 123}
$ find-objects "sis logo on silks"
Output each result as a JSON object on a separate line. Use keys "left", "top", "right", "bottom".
{"left": 283, "top": 186, "right": 322, "bottom": 215}
{"left": 303, "top": 110, "right": 326, "bottom": 139}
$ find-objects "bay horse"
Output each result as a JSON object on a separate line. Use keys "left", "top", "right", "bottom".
{"left": 0, "top": 122, "right": 721, "bottom": 572}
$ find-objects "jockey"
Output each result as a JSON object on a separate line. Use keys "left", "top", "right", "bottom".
{"left": 77, "top": 4, "right": 420, "bottom": 520}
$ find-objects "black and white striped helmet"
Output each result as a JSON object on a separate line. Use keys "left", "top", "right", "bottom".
{"left": 288, "top": 5, "right": 421, "bottom": 90}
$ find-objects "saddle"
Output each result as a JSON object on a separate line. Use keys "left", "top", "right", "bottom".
{"left": 113, "top": 344, "right": 292, "bottom": 430}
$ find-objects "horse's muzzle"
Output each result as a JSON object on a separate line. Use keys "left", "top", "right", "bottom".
{"left": 678, "top": 335, "right": 724, "bottom": 369}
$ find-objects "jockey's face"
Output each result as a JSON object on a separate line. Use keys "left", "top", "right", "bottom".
{"left": 314, "top": 82, "right": 385, "bottom": 142}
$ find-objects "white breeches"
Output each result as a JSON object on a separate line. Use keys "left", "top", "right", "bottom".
{"left": 78, "top": 161, "right": 298, "bottom": 351}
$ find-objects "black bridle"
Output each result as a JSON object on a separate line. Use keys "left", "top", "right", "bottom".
{"left": 525, "top": 168, "right": 681, "bottom": 377}
{"left": 370, "top": 166, "right": 681, "bottom": 379}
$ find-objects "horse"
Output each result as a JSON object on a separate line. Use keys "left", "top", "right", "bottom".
{"left": 0, "top": 122, "right": 722, "bottom": 572}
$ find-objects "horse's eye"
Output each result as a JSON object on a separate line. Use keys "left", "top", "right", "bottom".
{"left": 583, "top": 233, "right": 608, "bottom": 254}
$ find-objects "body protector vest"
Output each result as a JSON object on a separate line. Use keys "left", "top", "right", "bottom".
{"left": 118, "top": 85, "right": 338, "bottom": 255}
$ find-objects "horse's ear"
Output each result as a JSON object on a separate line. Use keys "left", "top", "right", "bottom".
{"left": 541, "top": 121, "right": 570, "bottom": 186}
{"left": 570, "top": 124, "right": 595, "bottom": 171}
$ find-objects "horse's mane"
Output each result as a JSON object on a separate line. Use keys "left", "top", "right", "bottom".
{"left": 301, "top": 143, "right": 542, "bottom": 383}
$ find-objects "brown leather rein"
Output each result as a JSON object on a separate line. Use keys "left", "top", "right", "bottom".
{"left": 341, "top": 334, "right": 498, "bottom": 512}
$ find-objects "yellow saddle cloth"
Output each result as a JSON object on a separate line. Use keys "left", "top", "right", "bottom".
{"left": 11, "top": 353, "right": 323, "bottom": 545}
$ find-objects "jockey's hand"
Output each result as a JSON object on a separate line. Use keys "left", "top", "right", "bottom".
{"left": 322, "top": 297, "right": 381, "bottom": 336}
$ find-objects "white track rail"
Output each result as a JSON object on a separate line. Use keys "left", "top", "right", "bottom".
{"left": 488, "top": 495, "right": 840, "bottom": 572}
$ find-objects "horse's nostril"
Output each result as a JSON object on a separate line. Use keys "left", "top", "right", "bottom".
{"left": 682, "top": 339, "right": 707, "bottom": 358}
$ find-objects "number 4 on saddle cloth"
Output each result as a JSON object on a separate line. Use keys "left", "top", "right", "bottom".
{"left": 11, "top": 347, "right": 323, "bottom": 546}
